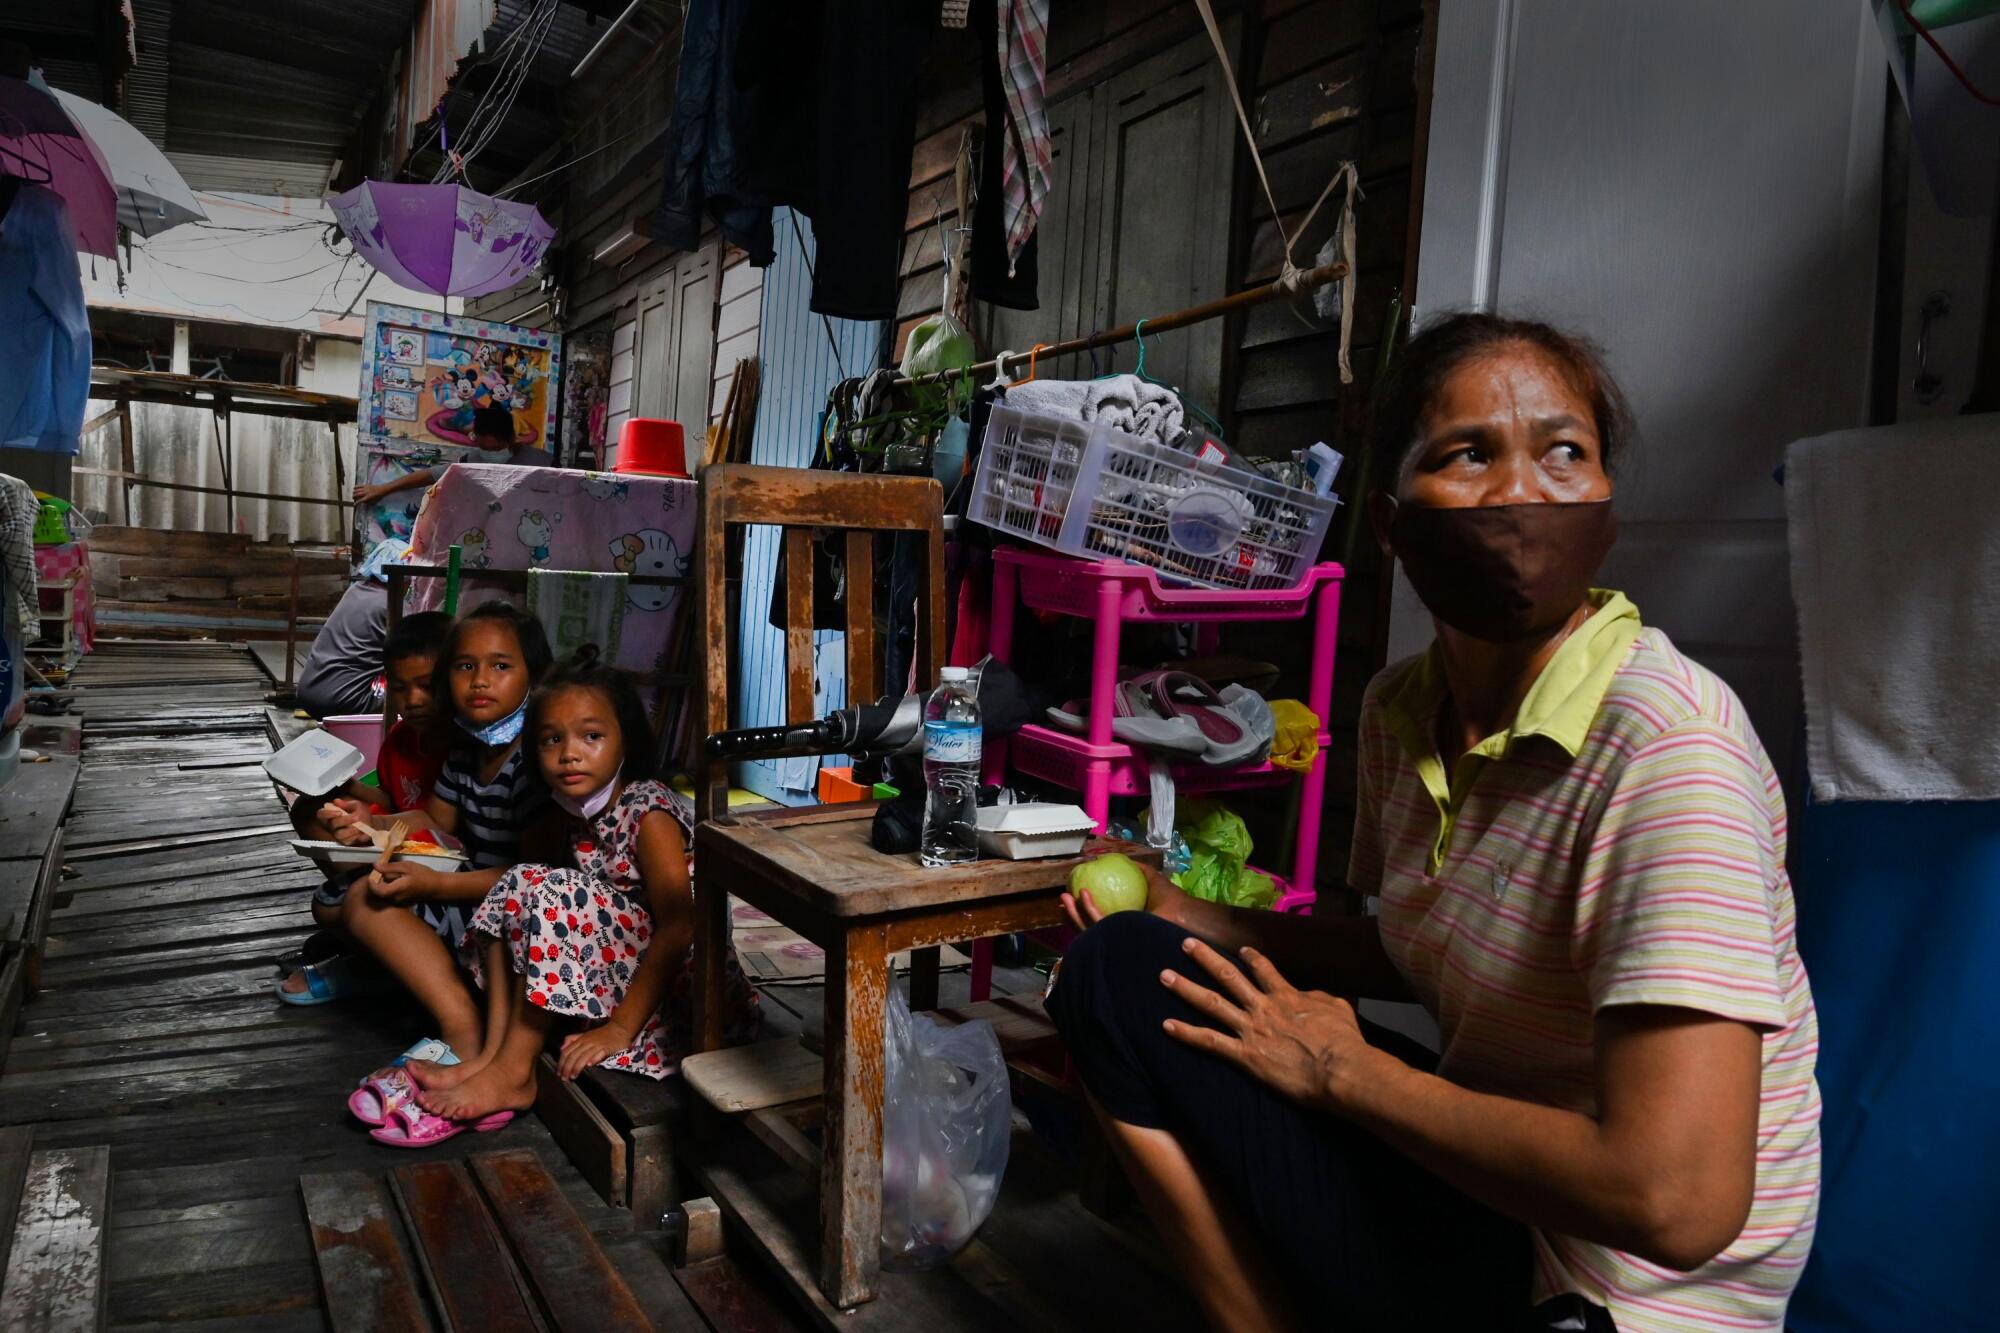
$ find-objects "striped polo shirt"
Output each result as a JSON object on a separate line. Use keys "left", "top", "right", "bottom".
{"left": 1350, "top": 591, "right": 1820, "bottom": 1332}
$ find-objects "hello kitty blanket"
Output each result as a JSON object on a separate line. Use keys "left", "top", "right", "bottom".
{"left": 404, "top": 462, "right": 694, "bottom": 675}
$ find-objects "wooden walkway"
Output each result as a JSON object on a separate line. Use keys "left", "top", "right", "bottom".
{"left": 0, "top": 640, "right": 1202, "bottom": 1331}
{"left": 0, "top": 643, "right": 714, "bottom": 1328}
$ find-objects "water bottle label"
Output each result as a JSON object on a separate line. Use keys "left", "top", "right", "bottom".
{"left": 923, "top": 721, "right": 981, "bottom": 765}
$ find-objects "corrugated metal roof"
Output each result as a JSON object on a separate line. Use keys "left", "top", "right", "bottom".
{"left": 15, "top": 1, "right": 662, "bottom": 205}
{"left": 401, "top": 0, "right": 679, "bottom": 193}
{"left": 124, "top": 0, "right": 171, "bottom": 148}
{"left": 129, "top": 0, "right": 428, "bottom": 194}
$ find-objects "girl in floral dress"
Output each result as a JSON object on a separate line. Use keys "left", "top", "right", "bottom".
{"left": 410, "top": 657, "right": 760, "bottom": 1124}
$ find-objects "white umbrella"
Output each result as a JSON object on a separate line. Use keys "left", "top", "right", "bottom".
{"left": 47, "top": 87, "right": 205, "bottom": 238}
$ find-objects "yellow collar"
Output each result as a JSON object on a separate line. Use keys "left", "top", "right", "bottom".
{"left": 1381, "top": 589, "right": 1643, "bottom": 766}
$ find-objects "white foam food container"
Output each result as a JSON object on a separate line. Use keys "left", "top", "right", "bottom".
{"left": 263, "top": 728, "right": 365, "bottom": 797}
{"left": 974, "top": 802, "right": 1096, "bottom": 860}
{"left": 290, "top": 839, "right": 468, "bottom": 874}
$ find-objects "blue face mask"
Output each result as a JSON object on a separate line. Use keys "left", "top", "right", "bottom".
{"left": 456, "top": 701, "right": 527, "bottom": 747}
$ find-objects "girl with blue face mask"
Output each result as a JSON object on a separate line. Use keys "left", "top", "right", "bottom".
{"left": 325, "top": 601, "right": 555, "bottom": 1142}
{"left": 398, "top": 657, "right": 761, "bottom": 1132}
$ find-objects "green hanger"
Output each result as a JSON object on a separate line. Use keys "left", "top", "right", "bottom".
{"left": 1133, "top": 318, "right": 1230, "bottom": 442}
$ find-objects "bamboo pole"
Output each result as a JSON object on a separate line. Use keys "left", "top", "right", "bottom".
{"left": 893, "top": 260, "right": 1349, "bottom": 388}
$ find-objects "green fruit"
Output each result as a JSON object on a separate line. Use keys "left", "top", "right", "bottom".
{"left": 1069, "top": 852, "right": 1149, "bottom": 915}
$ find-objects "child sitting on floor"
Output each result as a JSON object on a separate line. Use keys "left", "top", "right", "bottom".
{"left": 327, "top": 601, "right": 554, "bottom": 1136}
{"left": 278, "top": 610, "right": 452, "bottom": 1004}
{"left": 405, "top": 655, "right": 761, "bottom": 1131}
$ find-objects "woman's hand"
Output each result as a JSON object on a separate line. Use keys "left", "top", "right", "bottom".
{"left": 1159, "top": 935, "right": 1382, "bottom": 1115}
{"left": 1060, "top": 861, "right": 1189, "bottom": 933}
{"left": 353, "top": 480, "right": 398, "bottom": 505}
{"left": 366, "top": 861, "right": 438, "bottom": 904}
{"left": 558, "top": 1023, "right": 637, "bottom": 1080}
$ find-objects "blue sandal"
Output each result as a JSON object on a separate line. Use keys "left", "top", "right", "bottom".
{"left": 274, "top": 953, "right": 361, "bottom": 1005}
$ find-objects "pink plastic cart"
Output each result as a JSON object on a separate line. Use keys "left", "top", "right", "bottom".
{"left": 971, "top": 549, "right": 1343, "bottom": 998}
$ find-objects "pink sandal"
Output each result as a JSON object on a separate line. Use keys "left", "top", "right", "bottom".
{"left": 349, "top": 1037, "right": 461, "bottom": 1126}
{"left": 369, "top": 1103, "right": 516, "bottom": 1148}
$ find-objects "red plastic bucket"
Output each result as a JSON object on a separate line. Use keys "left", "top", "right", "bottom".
{"left": 614, "top": 418, "right": 689, "bottom": 478}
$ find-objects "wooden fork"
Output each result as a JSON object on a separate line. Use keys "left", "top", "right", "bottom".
{"left": 378, "top": 818, "right": 409, "bottom": 872}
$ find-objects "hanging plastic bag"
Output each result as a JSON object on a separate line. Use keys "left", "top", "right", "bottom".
{"left": 879, "top": 986, "right": 1011, "bottom": 1269}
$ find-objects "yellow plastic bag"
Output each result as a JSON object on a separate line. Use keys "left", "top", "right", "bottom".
{"left": 1268, "top": 699, "right": 1321, "bottom": 773}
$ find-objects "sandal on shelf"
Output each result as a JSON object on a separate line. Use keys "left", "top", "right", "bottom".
{"left": 1132, "top": 670, "right": 1272, "bottom": 767}
{"left": 348, "top": 1038, "right": 460, "bottom": 1126}
{"left": 369, "top": 1103, "right": 515, "bottom": 1149}
{"left": 1046, "top": 679, "right": 1208, "bottom": 755}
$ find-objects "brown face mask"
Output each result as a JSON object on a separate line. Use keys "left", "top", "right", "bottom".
{"left": 1388, "top": 500, "right": 1618, "bottom": 643}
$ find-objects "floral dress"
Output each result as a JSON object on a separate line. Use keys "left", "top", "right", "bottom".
{"left": 463, "top": 779, "right": 762, "bottom": 1078}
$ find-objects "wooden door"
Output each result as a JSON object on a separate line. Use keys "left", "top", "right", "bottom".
{"left": 632, "top": 272, "right": 675, "bottom": 422}
{"left": 1083, "top": 28, "right": 1238, "bottom": 415}
{"left": 665, "top": 246, "right": 719, "bottom": 441}
{"left": 977, "top": 89, "right": 1095, "bottom": 380}
{"left": 603, "top": 316, "right": 637, "bottom": 463}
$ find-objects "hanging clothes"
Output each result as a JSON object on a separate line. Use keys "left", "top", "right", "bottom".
{"left": 995, "top": 0, "right": 1051, "bottom": 279}
{"left": 0, "top": 476, "right": 39, "bottom": 639}
{"left": 670, "top": 0, "right": 932, "bottom": 321}
{"left": 653, "top": 0, "right": 775, "bottom": 264}
{"left": 0, "top": 184, "right": 90, "bottom": 455}
{"left": 801, "top": 0, "right": 932, "bottom": 319}
{"left": 970, "top": 0, "right": 1037, "bottom": 310}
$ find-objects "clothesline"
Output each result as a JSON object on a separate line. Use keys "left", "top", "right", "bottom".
{"left": 892, "top": 259, "right": 1350, "bottom": 389}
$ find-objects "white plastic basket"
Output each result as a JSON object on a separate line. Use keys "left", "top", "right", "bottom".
{"left": 967, "top": 405, "right": 1339, "bottom": 591}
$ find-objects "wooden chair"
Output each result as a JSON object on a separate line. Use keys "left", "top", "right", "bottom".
{"left": 683, "top": 465, "right": 1150, "bottom": 1310}
{"left": 690, "top": 462, "right": 946, "bottom": 834}
{"left": 691, "top": 462, "right": 949, "bottom": 1035}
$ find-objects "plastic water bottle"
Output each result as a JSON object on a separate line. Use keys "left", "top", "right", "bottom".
{"left": 920, "top": 666, "right": 982, "bottom": 868}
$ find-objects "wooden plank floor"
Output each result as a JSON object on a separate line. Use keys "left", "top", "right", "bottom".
{"left": 3, "top": 642, "right": 1196, "bottom": 1331}
{"left": 247, "top": 642, "right": 311, "bottom": 691}
{"left": 0, "top": 642, "right": 707, "bottom": 1329}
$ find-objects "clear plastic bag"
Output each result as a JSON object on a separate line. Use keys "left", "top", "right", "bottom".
{"left": 878, "top": 986, "right": 1011, "bottom": 1269}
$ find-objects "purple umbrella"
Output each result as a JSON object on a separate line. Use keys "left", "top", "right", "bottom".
{"left": 328, "top": 180, "right": 556, "bottom": 298}
{"left": 0, "top": 76, "right": 116, "bottom": 258}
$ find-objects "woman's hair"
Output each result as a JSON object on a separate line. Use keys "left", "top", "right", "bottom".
{"left": 1366, "top": 312, "right": 1636, "bottom": 491}
{"left": 526, "top": 652, "right": 660, "bottom": 784}
{"left": 430, "top": 600, "right": 553, "bottom": 738}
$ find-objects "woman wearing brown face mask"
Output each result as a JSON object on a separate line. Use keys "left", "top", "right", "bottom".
{"left": 1045, "top": 314, "right": 1818, "bottom": 1333}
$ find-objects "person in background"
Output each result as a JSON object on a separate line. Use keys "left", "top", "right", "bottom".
{"left": 299, "top": 406, "right": 548, "bottom": 719}
{"left": 277, "top": 610, "right": 452, "bottom": 1004}
{"left": 351, "top": 404, "right": 547, "bottom": 508}
{"left": 295, "top": 545, "right": 401, "bottom": 719}
{"left": 1047, "top": 313, "right": 1819, "bottom": 1333}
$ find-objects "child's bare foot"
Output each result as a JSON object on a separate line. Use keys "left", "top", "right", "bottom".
{"left": 407, "top": 1047, "right": 493, "bottom": 1090}
{"left": 416, "top": 1058, "right": 538, "bottom": 1121}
